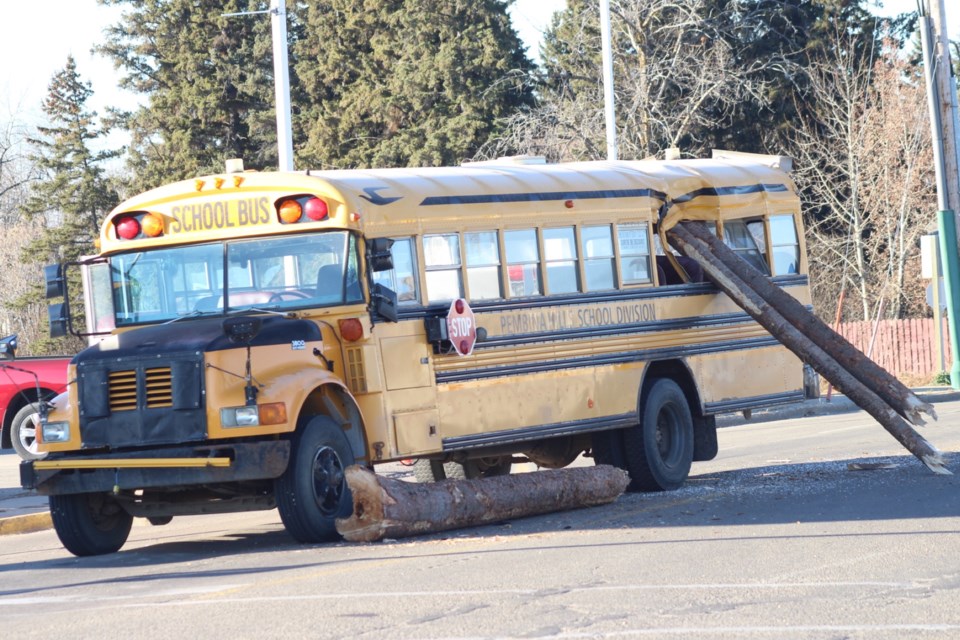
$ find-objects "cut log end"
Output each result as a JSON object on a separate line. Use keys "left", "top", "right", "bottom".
{"left": 338, "top": 466, "right": 390, "bottom": 543}
{"left": 905, "top": 397, "right": 937, "bottom": 426}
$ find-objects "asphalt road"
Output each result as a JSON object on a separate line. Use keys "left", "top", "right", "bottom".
{"left": 1, "top": 398, "right": 960, "bottom": 639}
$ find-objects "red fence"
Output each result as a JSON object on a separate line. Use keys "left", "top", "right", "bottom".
{"left": 835, "top": 318, "right": 952, "bottom": 378}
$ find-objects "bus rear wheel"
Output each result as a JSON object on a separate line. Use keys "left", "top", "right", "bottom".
{"left": 623, "top": 378, "right": 694, "bottom": 491}
{"left": 275, "top": 415, "right": 355, "bottom": 543}
{"left": 50, "top": 492, "right": 133, "bottom": 556}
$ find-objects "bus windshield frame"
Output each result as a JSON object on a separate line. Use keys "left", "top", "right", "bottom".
{"left": 101, "top": 230, "right": 363, "bottom": 327}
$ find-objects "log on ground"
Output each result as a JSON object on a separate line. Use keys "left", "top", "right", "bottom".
{"left": 336, "top": 464, "right": 630, "bottom": 542}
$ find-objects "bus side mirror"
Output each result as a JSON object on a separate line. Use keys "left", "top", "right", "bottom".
{"left": 367, "top": 238, "right": 394, "bottom": 272}
{"left": 48, "top": 303, "right": 69, "bottom": 338}
{"left": 370, "top": 283, "right": 398, "bottom": 323}
{"left": 0, "top": 334, "right": 17, "bottom": 360}
{"left": 44, "top": 264, "right": 66, "bottom": 299}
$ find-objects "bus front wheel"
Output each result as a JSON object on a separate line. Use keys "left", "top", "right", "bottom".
{"left": 623, "top": 378, "right": 694, "bottom": 491}
{"left": 50, "top": 492, "right": 133, "bottom": 556}
{"left": 275, "top": 415, "right": 355, "bottom": 543}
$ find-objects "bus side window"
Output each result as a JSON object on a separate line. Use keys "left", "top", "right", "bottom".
{"left": 581, "top": 225, "right": 616, "bottom": 291}
{"left": 769, "top": 214, "right": 800, "bottom": 276}
{"left": 723, "top": 219, "right": 770, "bottom": 275}
{"left": 464, "top": 231, "right": 502, "bottom": 300}
{"left": 617, "top": 223, "right": 652, "bottom": 285}
{"left": 371, "top": 237, "right": 419, "bottom": 305}
{"left": 504, "top": 229, "right": 542, "bottom": 297}
{"left": 543, "top": 227, "right": 579, "bottom": 294}
{"left": 423, "top": 234, "right": 463, "bottom": 302}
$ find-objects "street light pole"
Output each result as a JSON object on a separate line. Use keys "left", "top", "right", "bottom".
{"left": 223, "top": 1, "right": 294, "bottom": 172}
{"left": 271, "top": 0, "right": 294, "bottom": 172}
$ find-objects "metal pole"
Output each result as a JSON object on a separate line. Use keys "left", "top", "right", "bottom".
{"left": 599, "top": 0, "right": 617, "bottom": 161}
{"left": 271, "top": 0, "right": 294, "bottom": 172}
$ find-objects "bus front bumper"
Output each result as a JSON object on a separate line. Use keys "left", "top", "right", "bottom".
{"left": 19, "top": 440, "right": 290, "bottom": 496}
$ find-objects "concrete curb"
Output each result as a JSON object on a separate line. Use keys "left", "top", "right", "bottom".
{"left": 0, "top": 511, "right": 52, "bottom": 536}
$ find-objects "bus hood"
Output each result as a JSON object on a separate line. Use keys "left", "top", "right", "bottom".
{"left": 77, "top": 315, "right": 322, "bottom": 363}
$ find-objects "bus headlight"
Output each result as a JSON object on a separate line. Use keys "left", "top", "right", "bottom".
{"left": 42, "top": 421, "right": 71, "bottom": 443}
{"left": 221, "top": 403, "right": 287, "bottom": 428}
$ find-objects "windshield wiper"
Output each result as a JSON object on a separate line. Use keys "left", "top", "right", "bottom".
{"left": 227, "top": 306, "right": 297, "bottom": 318}
{"left": 163, "top": 309, "right": 222, "bottom": 324}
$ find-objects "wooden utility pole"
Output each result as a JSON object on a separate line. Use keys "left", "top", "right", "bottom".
{"left": 921, "top": 0, "right": 960, "bottom": 387}
{"left": 928, "top": 1, "right": 960, "bottom": 211}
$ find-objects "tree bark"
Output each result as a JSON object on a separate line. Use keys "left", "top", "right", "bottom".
{"left": 336, "top": 465, "right": 631, "bottom": 543}
{"left": 679, "top": 221, "right": 936, "bottom": 425}
{"left": 666, "top": 224, "right": 949, "bottom": 474}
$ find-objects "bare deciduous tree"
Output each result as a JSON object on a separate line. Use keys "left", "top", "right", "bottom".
{"left": 793, "top": 30, "right": 934, "bottom": 322}
{"left": 0, "top": 109, "right": 35, "bottom": 224}
{"left": 478, "top": 0, "right": 776, "bottom": 161}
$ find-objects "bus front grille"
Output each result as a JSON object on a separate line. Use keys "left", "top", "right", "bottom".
{"left": 107, "top": 367, "right": 174, "bottom": 411}
{"left": 145, "top": 367, "right": 173, "bottom": 408}
{"left": 108, "top": 370, "right": 138, "bottom": 411}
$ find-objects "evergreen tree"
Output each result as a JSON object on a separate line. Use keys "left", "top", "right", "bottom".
{"left": 23, "top": 56, "right": 118, "bottom": 263}
{"left": 295, "top": 0, "right": 536, "bottom": 168}
{"left": 17, "top": 56, "right": 118, "bottom": 354}
{"left": 97, "top": 0, "right": 284, "bottom": 187}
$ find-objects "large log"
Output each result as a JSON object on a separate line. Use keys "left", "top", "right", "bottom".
{"left": 335, "top": 464, "right": 630, "bottom": 542}
{"left": 679, "top": 221, "right": 936, "bottom": 425}
{"left": 666, "top": 224, "right": 950, "bottom": 474}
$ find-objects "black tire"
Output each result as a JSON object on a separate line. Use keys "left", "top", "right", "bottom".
{"left": 275, "top": 415, "right": 355, "bottom": 543}
{"left": 591, "top": 428, "right": 628, "bottom": 470}
{"left": 147, "top": 516, "right": 173, "bottom": 526}
{"left": 623, "top": 378, "right": 694, "bottom": 491}
{"left": 11, "top": 403, "right": 47, "bottom": 461}
{"left": 49, "top": 492, "right": 133, "bottom": 557}
{"left": 412, "top": 457, "right": 511, "bottom": 482}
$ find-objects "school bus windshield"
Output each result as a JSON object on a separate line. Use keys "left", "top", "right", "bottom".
{"left": 107, "top": 230, "right": 363, "bottom": 326}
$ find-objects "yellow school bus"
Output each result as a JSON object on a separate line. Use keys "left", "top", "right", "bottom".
{"left": 24, "top": 151, "right": 814, "bottom": 555}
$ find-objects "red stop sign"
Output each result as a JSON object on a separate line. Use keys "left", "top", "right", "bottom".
{"left": 446, "top": 298, "right": 477, "bottom": 356}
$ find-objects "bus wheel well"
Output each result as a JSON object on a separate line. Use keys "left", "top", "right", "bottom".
{"left": 297, "top": 384, "right": 368, "bottom": 467}
{"left": 640, "top": 360, "right": 717, "bottom": 462}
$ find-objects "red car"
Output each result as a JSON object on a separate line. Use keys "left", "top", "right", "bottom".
{"left": 0, "top": 335, "right": 70, "bottom": 460}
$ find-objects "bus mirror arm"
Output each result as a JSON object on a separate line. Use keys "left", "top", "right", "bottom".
{"left": 222, "top": 317, "right": 263, "bottom": 406}
{"left": 313, "top": 347, "right": 335, "bottom": 372}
